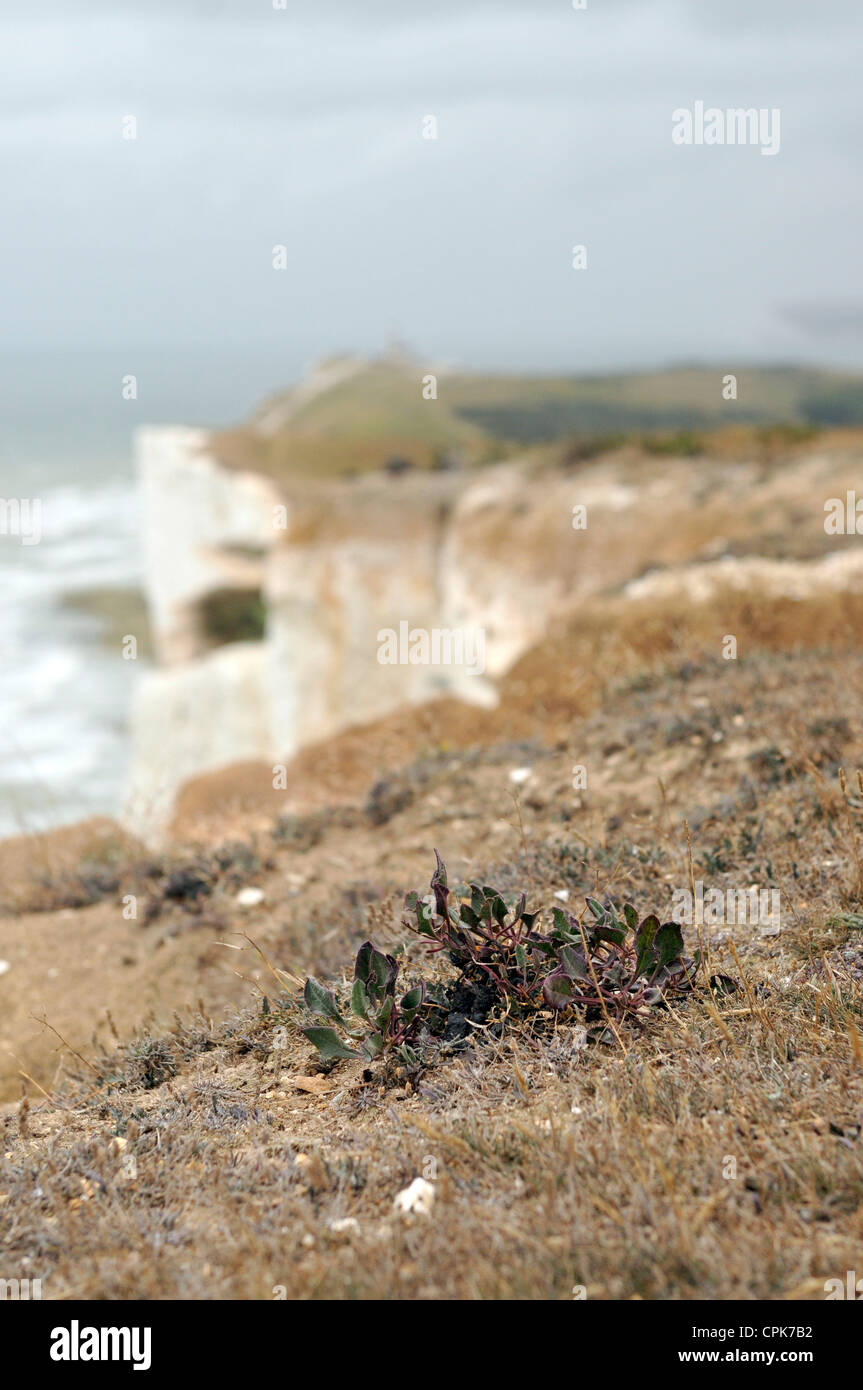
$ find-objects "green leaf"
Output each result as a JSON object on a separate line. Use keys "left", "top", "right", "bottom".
{"left": 405, "top": 890, "right": 429, "bottom": 930}
{"left": 542, "top": 968, "right": 577, "bottom": 1011}
{"left": 634, "top": 914, "right": 660, "bottom": 978}
{"left": 431, "top": 849, "right": 448, "bottom": 891}
{"left": 431, "top": 851, "right": 450, "bottom": 919}
{"left": 351, "top": 978, "right": 372, "bottom": 1021}
{"left": 586, "top": 897, "right": 606, "bottom": 922}
{"left": 530, "top": 939, "right": 557, "bottom": 965}
{"left": 399, "top": 984, "right": 425, "bottom": 1019}
{"left": 490, "top": 894, "right": 508, "bottom": 926}
{"left": 303, "top": 977, "right": 343, "bottom": 1023}
{"left": 362, "top": 1032, "right": 385, "bottom": 1060}
{"left": 301, "top": 1027, "right": 359, "bottom": 1061}
{"left": 376, "top": 996, "right": 394, "bottom": 1033}
{"left": 655, "top": 922, "right": 685, "bottom": 972}
{"left": 354, "top": 941, "right": 398, "bottom": 1000}
{"left": 558, "top": 944, "right": 591, "bottom": 982}
{"left": 623, "top": 902, "right": 639, "bottom": 931}
{"left": 594, "top": 922, "right": 626, "bottom": 947}
{"left": 550, "top": 907, "right": 580, "bottom": 943}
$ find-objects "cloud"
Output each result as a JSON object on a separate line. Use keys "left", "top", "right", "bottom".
{"left": 779, "top": 304, "right": 863, "bottom": 337}
{"left": 0, "top": 0, "right": 861, "bottom": 371}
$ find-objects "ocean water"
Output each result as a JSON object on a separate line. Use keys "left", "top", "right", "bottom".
{"left": 0, "top": 480, "right": 142, "bottom": 836}
{"left": 0, "top": 345, "right": 303, "bottom": 839}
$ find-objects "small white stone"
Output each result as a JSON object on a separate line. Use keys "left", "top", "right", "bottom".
{"left": 0, "top": 961, "right": 10, "bottom": 977}
{"left": 236, "top": 886, "right": 265, "bottom": 908}
{"left": 509, "top": 767, "right": 531, "bottom": 784}
{"left": 553, "top": 890, "right": 569, "bottom": 902}
{"left": 328, "top": 1217, "right": 360, "bottom": 1235}
{"left": 393, "top": 1177, "right": 435, "bottom": 1217}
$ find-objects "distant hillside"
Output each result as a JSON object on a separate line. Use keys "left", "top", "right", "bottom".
{"left": 210, "top": 356, "right": 863, "bottom": 480}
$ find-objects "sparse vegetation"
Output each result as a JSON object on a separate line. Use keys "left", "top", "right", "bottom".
{"left": 299, "top": 852, "right": 742, "bottom": 1078}
{"left": 5, "top": 465, "right": 863, "bottom": 1299}
{"left": 302, "top": 940, "right": 425, "bottom": 1065}
{"left": 403, "top": 853, "right": 714, "bottom": 1040}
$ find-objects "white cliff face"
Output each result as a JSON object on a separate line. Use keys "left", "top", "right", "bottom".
{"left": 266, "top": 471, "right": 497, "bottom": 758}
{"left": 125, "top": 427, "right": 863, "bottom": 842}
{"left": 126, "top": 428, "right": 281, "bottom": 838}
{"left": 121, "top": 434, "right": 697, "bottom": 838}
{"left": 124, "top": 643, "right": 272, "bottom": 844}
{"left": 137, "top": 426, "right": 283, "bottom": 665}
{"left": 440, "top": 464, "right": 571, "bottom": 678}
{"left": 126, "top": 434, "right": 647, "bottom": 839}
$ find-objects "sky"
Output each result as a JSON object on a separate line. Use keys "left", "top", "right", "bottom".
{"left": 1, "top": 0, "right": 862, "bottom": 377}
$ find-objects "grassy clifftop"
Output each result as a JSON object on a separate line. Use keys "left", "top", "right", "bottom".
{"left": 209, "top": 356, "right": 863, "bottom": 481}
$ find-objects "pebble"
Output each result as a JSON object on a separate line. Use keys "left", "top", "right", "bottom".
{"left": 393, "top": 1177, "right": 435, "bottom": 1217}
{"left": 328, "top": 1217, "right": 360, "bottom": 1236}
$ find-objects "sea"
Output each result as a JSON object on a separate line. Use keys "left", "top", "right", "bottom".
{"left": 0, "top": 345, "right": 302, "bottom": 839}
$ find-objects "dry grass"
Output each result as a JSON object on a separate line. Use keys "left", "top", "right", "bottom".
{"left": 170, "top": 586, "right": 863, "bottom": 838}
{"left": 0, "top": 818, "right": 143, "bottom": 917}
{"left": 1, "top": 938, "right": 860, "bottom": 1300}
{"left": 3, "top": 582, "right": 863, "bottom": 1297}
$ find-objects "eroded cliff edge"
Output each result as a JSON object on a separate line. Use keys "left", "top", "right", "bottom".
{"left": 125, "top": 418, "right": 863, "bottom": 840}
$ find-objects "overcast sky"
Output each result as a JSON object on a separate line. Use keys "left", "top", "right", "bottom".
{"left": 2, "top": 0, "right": 862, "bottom": 374}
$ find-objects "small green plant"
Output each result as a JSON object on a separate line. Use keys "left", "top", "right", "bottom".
{"left": 403, "top": 852, "right": 702, "bottom": 1037}
{"left": 300, "top": 854, "right": 732, "bottom": 1070}
{"left": 301, "top": 940, "right": 425, "bottom": 1065}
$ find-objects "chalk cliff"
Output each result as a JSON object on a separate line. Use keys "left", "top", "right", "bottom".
{"left": 125, "top": 421, "right": 863, "bottom": 840}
